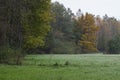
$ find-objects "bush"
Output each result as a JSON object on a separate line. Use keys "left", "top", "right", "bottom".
{"left": 108, "top": 35, "right": 120, "bottom": 54}
{"left": 0, "top": 46, "right": 24, "bottom": 65}
{"left": 52, "top": 39, "right": 77, "bottom": 54}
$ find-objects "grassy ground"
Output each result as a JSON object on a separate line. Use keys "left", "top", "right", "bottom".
{"left": 1, "top": 54, "right": 120, "bottom": 80}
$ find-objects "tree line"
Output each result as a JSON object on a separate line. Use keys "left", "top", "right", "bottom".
{"left": 0, "top": 1, "right": 120, "bottom": 64}
{"left": 0, "top": 0, "right": 51, "bottom": 64}
{"left": 45, "top": 2, "right": 120, "bottom": 54}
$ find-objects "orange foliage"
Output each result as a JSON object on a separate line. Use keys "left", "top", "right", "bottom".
{"left": 77, "top": 13, "right": 99, "bottom": 53}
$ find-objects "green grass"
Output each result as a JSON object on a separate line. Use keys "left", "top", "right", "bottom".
{"left": 1, "top": 54, "right": 120, "bottom": 80}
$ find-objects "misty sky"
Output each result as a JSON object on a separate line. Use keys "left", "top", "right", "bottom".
{"left": 51, "top": 0, "right": 120, "bottom": 19}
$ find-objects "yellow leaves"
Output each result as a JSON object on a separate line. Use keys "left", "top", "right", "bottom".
{"left": 79, "top": 41, "right": 94, "bottom": 47}
{"left": 75, "top": 13, "right": 99, "bottom": 53}
{"left": 81, "top": 34, "right": 87, "bottom": 40}
{"left": 79, "top": 41, "right": 98, "bottom": 53}
{"left": 38, "top": 10, "right": 51, "bottom": 23}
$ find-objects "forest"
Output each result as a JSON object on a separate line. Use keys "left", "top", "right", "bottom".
{"left": 0, "top": 0, "right": 120, "bottom": 64}
{"left": 1, "top": 0, "right": 120, "bottom": 80}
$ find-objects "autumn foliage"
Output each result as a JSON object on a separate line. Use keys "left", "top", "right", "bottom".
{"left": 75, "top": 13, "right": 99, "bottom": 53}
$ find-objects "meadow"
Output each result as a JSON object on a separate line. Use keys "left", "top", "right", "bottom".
{"left": 1, "top": 54, "right": 120, "bottom": 80}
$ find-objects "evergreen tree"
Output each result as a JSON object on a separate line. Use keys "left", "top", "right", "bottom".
{"left": 46, "top": 2, "right": 76, "bottom": 54}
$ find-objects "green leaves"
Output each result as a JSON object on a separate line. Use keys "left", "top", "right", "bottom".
{"left": 23, "top": 0, "right": 51, "bottom": 49}
{"left": 24, "top": 36, "right": 45, "bottom": 48}
{"left": 108, "top": 35, "right": 120, "bottom": 54}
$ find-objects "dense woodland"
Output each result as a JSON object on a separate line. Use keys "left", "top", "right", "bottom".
{"left": 0, "top": 0, "right": 120, "bottom": 64}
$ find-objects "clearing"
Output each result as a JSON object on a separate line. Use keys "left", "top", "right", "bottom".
{"left": 0, "top": 54, "right": 120, "bottom": 80}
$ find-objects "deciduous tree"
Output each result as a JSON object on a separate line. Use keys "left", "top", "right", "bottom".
{"left": 74, "top": 13, "right": 99, "bottom": 53}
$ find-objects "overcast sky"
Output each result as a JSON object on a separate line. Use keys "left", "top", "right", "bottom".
{"left": 51, "top": 0, "right": 120, "bottom": 19}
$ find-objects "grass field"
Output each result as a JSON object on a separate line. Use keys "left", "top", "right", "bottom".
{"left": 1, "top": 54, "right": 120, "bottom": 80}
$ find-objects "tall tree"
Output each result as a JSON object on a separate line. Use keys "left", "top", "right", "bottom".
{"left": 0, "top": 0, "right": 24, "bottom": 64}
{"left": 46, "top": 2, "right": 76, "bottom": 54}
{"left": 96, "top": 15, "right": 120, "bottom": 52}
{"left": 7, "top": 0, "right": 23, "bottom": 48}
{"left": 23, "top": 0, "right": 51, "bottom": 49}
{"left": 74, "top": 13, "right": 99, "bottom": 53}
{"left": 0, "top": 0, "right": 51, "bottom": 63}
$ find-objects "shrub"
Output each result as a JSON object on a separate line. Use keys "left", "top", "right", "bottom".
{"left": 52, "top": 39, "right": 77, "bottom": 54}
{"left": 53, "top": 62, "right": 59, "bottom": 66}
{"left": 64, "top": 61, "right": 69, "bottom": 66}
{"left": 108, "top": 35, "right": 120, "bottom": 54}
{"left": 0, "top": 46, "right": 24, "bottom": 65}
